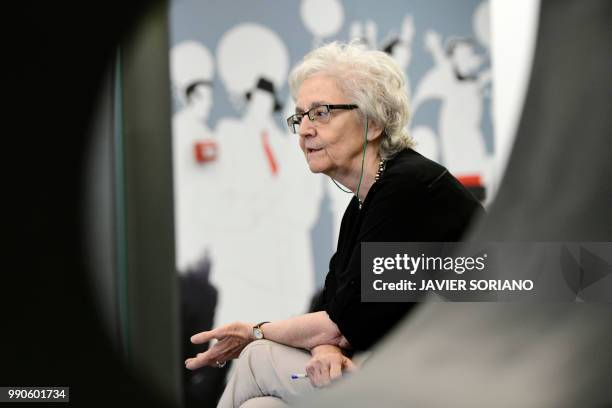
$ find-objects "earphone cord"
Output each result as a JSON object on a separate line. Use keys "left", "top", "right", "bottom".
{"left": 330, "top": 115, "right": 368, "bottom": 200}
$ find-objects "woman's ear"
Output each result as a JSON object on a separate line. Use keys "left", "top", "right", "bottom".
{"left": 367, "top": 119, "right": 385, "bottom": 141}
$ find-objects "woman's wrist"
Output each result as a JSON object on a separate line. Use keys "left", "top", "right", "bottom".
{"left": 310, "top": 344, "right": 343, "bottom": 356}
{"left": 251, "top": 321, "right": 270, "bottom": 341}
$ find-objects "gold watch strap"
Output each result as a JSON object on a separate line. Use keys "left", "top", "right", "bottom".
{"left": 254, "top": 321, "right": 270, "bottom": 329}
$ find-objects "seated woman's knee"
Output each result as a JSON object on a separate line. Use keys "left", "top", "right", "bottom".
{"left": 239, "top": 339, "right": 274, "bottom": 359}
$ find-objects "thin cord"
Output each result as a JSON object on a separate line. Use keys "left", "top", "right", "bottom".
{"left": 355, "top": 116, "right": 368, "bottom": 201}
{"left": 329, "top": 115, "right": 369, "bottom": 199}
{"left": 330, "top": 178, "right": 352, "bottom": 193}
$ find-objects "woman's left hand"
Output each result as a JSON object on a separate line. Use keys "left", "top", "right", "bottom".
{"left": 306, "top": 345, "right": 357, "bottom": 388}
{"left": 185, "top": 321, "right": 253, "bottom": 370}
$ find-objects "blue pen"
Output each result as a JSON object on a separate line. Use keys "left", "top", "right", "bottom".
{"left": 290, "top": 373, "right": 308, "bottom": 380}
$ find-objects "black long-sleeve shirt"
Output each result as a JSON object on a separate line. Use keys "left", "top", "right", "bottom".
{"left": 313, "top": 148, "right": 484, "bottom": 351}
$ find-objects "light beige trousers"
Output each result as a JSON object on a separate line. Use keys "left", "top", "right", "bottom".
{"left": 216, "top": 339, "right": 317, "bottom": 408}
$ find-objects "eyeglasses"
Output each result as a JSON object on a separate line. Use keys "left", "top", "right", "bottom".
{"left": 286, "top": 104, "right": 358, "bottom": 134}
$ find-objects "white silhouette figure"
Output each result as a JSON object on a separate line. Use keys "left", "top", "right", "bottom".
{"left": 213, "top": 23, "right": 318, "bottom": 326}
{"left": 412, "top": 21, "right": 492, "bottom": 197}
{"left": 170, "top": 41, "right": 222, "bottom": 273}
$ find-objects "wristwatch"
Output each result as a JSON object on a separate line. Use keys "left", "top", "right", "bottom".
{"left": 252, "top": 321, "right": 270, "bottom": 340}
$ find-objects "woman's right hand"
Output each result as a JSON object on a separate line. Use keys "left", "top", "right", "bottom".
{"left": 305, "top": 344, "right": 357, "bottom": 388}
{"left": 185, "top": 321, "right": 254, "bottom": 370}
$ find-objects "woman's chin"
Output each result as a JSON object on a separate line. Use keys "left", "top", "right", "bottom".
{"left": 307, "top": 163, "right": 325, "bottom": 174}
{"left": 305, "top": 157, "right": 327, "bottom": 174}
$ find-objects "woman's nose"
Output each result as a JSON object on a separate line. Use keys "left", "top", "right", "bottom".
{"left": 299, "top": 115, "right": 315, "bottom": 137}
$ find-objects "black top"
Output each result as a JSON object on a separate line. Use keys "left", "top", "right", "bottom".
{"left": 314, "top": 148, "right": 484, "bottom": 351}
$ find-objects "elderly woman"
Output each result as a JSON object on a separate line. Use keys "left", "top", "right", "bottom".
{"left": 185, "top": 42, "right": 483, "bottom": 407}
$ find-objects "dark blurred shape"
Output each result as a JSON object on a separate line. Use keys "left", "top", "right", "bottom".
{"left": 179, "top": 253, "right": 230, "bottom": 408}
{"left": 3, "top": 0, "right": 178, "bottom": 406}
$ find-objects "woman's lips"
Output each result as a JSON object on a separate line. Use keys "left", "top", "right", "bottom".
{"left": 307, "top": 147, "right": 323, "bottom": 154}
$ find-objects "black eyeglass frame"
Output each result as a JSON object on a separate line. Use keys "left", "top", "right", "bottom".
{"left": 286, "top": 104, "right": 358, "bottom": 134}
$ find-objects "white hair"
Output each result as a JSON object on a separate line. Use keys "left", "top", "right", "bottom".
{"left": 289, "top": 41, "right": 414, "bottom": 159}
